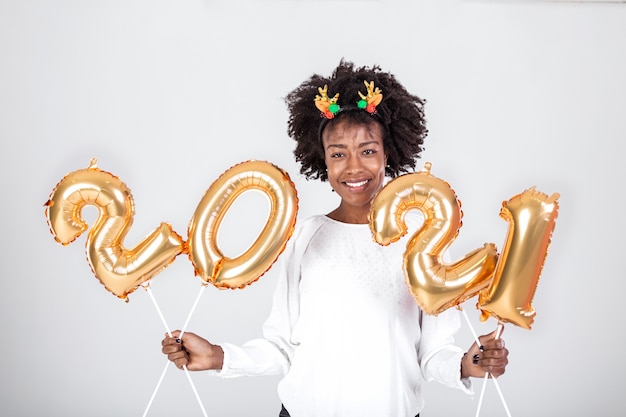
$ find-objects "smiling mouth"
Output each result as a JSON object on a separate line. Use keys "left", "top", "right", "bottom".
{"left": 344, "top": 179, "right": 369, "bottom": 188}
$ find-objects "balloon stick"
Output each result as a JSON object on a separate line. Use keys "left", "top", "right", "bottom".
{"left": 142, "top": 285, "right": 208, "bottom": 417}
{"left": 142, "top": 361, "right": 170, "bottom": 417}
{"left": 179, "top": 283, "right": 208, "bottom": 339}
{"left": 460, "top": 307, "right": 512, "bottom": 417}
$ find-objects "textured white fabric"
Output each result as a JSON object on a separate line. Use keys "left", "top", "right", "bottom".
{"left": 214, "top": 214, "right": 472, "bottom": 417}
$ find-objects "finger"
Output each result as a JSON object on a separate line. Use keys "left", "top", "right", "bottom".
{"left": 484, "top": 360, "right": 508, "bottom": 377}
{"left": 486, "top": 338, "right": 507, "bottom": 352}
{"left": 482, "top": 346, "right": 508, "bottom": 360}
{"left": 162, "top": 336, "right": 183, "bottom": 347}
{"left": 475, "top": 333, "right": 492, "bottom": 352}
{"left": 170, "top": 349, "right": 190, "bottom": 369}
{"left": 480, "top": 349, "right": 509, "bottom": 374}
{"left": 167, "top": 349, "right": 188, "bottom": 364}
{"left": 162, "top": 331, "right": 185, "bottom": 346}
{"left": 478, "top": 330, "right": 507, "bottom": 351}
{"left": 173, "top": 357, "right": 189, "bottom": 369}
{"left": 162, "top": 344, "right": 182, "bottom": 354}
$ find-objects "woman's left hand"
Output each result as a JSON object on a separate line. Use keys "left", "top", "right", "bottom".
{"left": 461, "top": 326, "right": 509, "bottom": 379}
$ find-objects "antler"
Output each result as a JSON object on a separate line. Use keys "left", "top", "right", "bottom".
{"left": 357, "top": 80, "right": 383, "bottom": 113}
{"left": 314, "top": 85, "right": 340, "bottom": 118}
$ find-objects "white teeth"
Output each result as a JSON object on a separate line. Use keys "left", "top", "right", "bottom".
{"left": 346, "top": 180, "right": 368, "bottom": 187}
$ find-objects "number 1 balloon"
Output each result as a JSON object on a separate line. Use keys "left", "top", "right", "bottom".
{"left": 44, "top": 158, "right": 185, "bottom": 301}
{"left": 477, "top": 187, "right": 560, "bottom": 329}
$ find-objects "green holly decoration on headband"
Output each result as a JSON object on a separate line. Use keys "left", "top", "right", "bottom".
{"left": 314, "top": 81, "right": 383, "bottom": 119}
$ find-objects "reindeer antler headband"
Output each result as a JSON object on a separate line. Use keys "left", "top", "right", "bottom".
{"left": 315, "top": 80, "right": 383, "bottom": 120}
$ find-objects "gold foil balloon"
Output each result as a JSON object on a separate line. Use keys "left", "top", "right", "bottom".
{"left": 370, "top": 162, "right": 498, "bottom": 315}
{"left": 477, "top": 187, "right": 559, "bottom": 329}
{"left": 187, "top": 160, "right": 298, "bottom": 289}
{"left": 44, "top": 159, "right": 185, "bottom": 301}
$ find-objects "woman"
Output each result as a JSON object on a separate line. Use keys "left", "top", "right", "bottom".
{"left": 162, "top": 60, "right": 509, "bottom": 417}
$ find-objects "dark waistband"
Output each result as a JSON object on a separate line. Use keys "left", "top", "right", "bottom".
{"left": 280, "top": 404, "right": 419, "bottom": 417}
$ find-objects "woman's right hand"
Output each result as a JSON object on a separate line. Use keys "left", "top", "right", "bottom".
{"left": 161, "top": 331, "right": 224, "bottom": 371}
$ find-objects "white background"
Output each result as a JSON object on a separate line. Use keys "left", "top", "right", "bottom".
{"left": 1, "top": 0, "right": 624, "bottom": 416}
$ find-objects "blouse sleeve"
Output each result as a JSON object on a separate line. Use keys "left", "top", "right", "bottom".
{"left": 211, "top": 216, "right": 323, "bottom": 378}
{"left": 418, "top": 304, "right": 473, "bottom": 393}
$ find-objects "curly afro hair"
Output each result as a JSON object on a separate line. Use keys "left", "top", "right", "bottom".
{"left": 285, "top": 59, "right": 428, "bottom": 182}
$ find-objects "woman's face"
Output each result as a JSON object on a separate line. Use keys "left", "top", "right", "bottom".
{"left": 322, "top": 118, "right": 387, "bottom": 214}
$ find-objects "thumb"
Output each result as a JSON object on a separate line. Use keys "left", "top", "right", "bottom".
{"left": 478, "top": 324, "right": 505, "bottom": 346}
{"left": 485, "top": 323, "right": 504, "bottom": 340}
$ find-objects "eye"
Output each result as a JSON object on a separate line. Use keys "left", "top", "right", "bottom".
{"left": 363, "top": 149, "right": 377, "bottom": 156}
{"left": 330, "top": 152, "right": 344, "bottom": 158}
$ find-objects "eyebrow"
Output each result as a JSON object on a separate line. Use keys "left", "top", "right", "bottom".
{"left": 325, "top": 140, "right": 381, "bottom": 151}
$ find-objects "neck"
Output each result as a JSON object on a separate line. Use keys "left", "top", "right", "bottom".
{"left": 327, "top": 203, "right": 371, "bottom": 224}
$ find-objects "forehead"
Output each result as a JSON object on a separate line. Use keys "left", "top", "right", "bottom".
{"left": 322, "top": 118, "right": 384, "bottom": 144}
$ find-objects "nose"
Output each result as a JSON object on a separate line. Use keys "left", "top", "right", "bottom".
{"left": 345, "top": 154, "right": 363, "bottom": 174}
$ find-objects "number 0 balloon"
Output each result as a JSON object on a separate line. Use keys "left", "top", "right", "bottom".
{"left": 44, "top": 159, "right": 185, "bottom": 301}
{"left": 187, "top": 160, "right": 299, "bottom": 289}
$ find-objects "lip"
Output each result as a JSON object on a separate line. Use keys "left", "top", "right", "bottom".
{"left": 342, "top": 178, "right": 371, "bottom": 191}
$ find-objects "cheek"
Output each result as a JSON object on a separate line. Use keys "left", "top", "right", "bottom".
{"left": 366, "top": 157, "right": 387, "bottom": 175}
{"left": 327, "top": 166, "right": 341, "bottom": 183}
{"left": 324, "top": 156, "right": 343, "bottom": 175}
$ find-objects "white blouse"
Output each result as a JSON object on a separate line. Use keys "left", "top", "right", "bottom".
{"left": 214, "top": 215, "right": 472, "bottom": 417}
